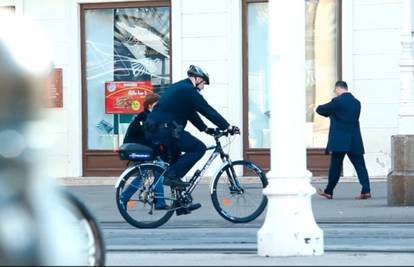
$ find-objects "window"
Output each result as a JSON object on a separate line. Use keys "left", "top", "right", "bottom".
{"left": 83, "top": 5, "right": 170, "bottom": 150}
{"left": 247, "top": 2, "right": 269, "bottom": 149}
{"left": 305, "top": 0, "right": 339, "bottom": 148}
{"left": 245, "top": 0, "right": 339, "bottom": 149}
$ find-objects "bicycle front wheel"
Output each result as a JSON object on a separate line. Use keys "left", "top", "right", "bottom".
{"left": 211, "top": 160, "right": 268, "bottom": 223}
{"left": 116, "top": 163, "right": 175, "bottom": 228}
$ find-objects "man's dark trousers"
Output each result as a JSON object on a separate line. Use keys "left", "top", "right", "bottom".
{"left": 325, "top": 152, "right": 371, "bottom": 195}
{"left": 147, "top": 128, "right": 206, "bottom": 179}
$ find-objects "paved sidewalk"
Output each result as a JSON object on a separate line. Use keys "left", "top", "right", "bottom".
{"left": 63, "top": 180, "right": 414, "bottom": 266}
{"left": 58, "top": 176, "right": 387, "bottom": 186}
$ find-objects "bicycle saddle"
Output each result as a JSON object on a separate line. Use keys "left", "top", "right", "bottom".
{"left": 118, "top": 143, "right": 154, "bottom": 161}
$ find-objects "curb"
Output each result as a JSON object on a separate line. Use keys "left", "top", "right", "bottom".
{"left": 56, "top": 176, "right": 387, "bottom": 186}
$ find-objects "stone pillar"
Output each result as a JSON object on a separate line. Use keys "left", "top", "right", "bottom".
{"left": 388, "top": 0, "right": 414, "bottom": 206}
{"left": 257, "top": 0, "right": 324, "bottom": 256}
{"left": 388, "top": 135, "right": 414, "bottom": 205}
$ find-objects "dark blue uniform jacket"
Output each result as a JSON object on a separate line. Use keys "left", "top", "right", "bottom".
{"left": 147, "top": 78, "right": 230, "bottom": 131}
{"left": 316, "top": 92, "right": 365, "bottom": 154}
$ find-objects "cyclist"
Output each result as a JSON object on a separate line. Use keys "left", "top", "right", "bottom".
{"left": 145, "top": 65, "right": 239, "bottom": 211}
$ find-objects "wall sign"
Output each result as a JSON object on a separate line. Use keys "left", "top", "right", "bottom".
{"left": 46, "top": 68, "right": 63, "bottom": 108}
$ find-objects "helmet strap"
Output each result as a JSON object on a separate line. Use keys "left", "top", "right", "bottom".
{"left": 195, "top": 77, "right": 204, "bottom": 88}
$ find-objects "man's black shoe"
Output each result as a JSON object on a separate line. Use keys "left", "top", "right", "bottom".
{"left": 154, "top": 205, "right": 171, "bottom": 210}
{"left": 188, "top": 203, "right": 201, "bottom": 211}
{"left": 163, "top": 177, "right": 190, "bottom": 188}
{"left": 175, "top": 203, "right": 202, "bottom": 216}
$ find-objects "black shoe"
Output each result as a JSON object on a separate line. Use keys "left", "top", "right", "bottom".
{"left": 155, "top": 204, "right": 171, "bottom": 210}
{"left": 188, "top": 203, "right": 201, "bottom": 211}
{"left": 163, "top": 177, "right": 190, "bottom": 188}
{"left": 175, "top": 203, "right": 202, "bottom": 216}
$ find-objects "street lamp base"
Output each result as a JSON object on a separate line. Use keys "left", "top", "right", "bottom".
{"left": 257, "top": 177, "right": 324, "bottom": 256}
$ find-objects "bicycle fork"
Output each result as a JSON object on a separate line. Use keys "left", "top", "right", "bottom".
{"left": 224, "top": 161, "right": 245, "bottom": 194}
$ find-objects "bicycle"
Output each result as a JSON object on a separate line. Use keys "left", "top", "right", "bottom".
{"left": 115, "top": 129, "right": 268, "bottom": 228}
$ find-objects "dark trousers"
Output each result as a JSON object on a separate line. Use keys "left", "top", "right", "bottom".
{"left": 147, "top": 128, "right": 206, "bottom": 179}
{"left": 325, "top": 152, "right": 371, "bottom": 195}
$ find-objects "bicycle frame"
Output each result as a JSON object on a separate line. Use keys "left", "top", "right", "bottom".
{"left": 186, "top": 133, "right": 237, "bottom": 194}
{"left": 147, "top": 142, "right": 228, "bottom": 196}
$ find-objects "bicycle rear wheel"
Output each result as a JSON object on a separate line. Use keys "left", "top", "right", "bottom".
{"left": 211, "top": 160, "right": 268, "bottom": 223}
{"left": 116, "top": 163, "right": 175, "bottom": 228}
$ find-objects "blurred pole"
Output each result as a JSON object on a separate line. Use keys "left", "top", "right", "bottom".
{"left": 0, "top": 27, "right": 44, "bottom": 267}
{"left": 0, "top": 14, "right": 86, "bottom": 265}
{"left": 257, "top": 0, "right": 323, "bottom": 256}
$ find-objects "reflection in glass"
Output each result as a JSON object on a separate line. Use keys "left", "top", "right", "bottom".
{"left": 113, "top": 7, "right": 170, "bottom": 90}
{"left": 85, "top": 7, "right": 170, "bottom": 150}
{"left": 246, "top": 0, "right": 338, "bottom": 149}
{"left": 305, "top": 0, "right": 339, "bottom": 148}
{"left": 247, "top": 3, "right": 269, "bottom": 149}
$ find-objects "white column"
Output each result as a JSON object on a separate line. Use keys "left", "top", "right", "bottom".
{"left": 399, "top": 0, "right": 414, "bottom": 134}
{"left": 257, "top": 0, "right": 323, "bottom": 256}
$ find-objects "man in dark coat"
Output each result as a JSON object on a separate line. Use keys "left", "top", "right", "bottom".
{"left": 145, "top": 65, "right": 239, "bottom": 211}
{"left": 315, "top": 80, "right": 371, "bottom": 200}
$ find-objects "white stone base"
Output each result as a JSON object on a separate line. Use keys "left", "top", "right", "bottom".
{"left": 257, "top": 177, "right": 324, "bottom": 256}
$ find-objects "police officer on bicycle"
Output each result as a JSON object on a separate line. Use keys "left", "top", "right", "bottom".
{"left": 145, "top": 65, "right": 239, "bottom": 210}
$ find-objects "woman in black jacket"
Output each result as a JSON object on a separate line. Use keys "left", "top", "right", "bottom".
{"left": 123, "top": 93, "right": 160, "bottom": 144}
{"left": 120, "top": 93, "right": 171, "bottom": 210}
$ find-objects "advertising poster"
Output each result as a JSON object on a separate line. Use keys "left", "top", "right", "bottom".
{"left": 105, "top": 81, "right": 153, "bottom": 114}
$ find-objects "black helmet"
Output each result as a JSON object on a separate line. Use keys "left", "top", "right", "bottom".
{"left": 187, "top": 65, "right": 210, "bottom": 85}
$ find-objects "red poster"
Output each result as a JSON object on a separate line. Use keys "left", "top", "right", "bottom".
{"left": 105, "top": 81, "right": 153, "bottom": 114}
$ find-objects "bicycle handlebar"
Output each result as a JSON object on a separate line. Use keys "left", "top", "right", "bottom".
{"left": 209, "top": 128, "right": 239, "bottom": 139}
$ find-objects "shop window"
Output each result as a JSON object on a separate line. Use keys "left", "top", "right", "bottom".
{"left": 84, "top": 6, "right": 170, "bottom": 150}
{"left": 245, "top": 0, "right": 339, "bottom": 149}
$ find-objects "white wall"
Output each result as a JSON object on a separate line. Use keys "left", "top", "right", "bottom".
{"left": 343, "top": 0, "right": 402, "bottom": 177}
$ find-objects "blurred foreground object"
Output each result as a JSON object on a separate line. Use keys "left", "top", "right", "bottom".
{"left": 0, "top": 15, "right": 105, "bottom": 266}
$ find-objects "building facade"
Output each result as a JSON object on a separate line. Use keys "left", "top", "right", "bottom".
{"left": 0, "top": 0, "right": 403, "bottom": 179}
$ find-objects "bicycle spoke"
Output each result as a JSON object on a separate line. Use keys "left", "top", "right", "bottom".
{"left": 116, "top": 163, "right": 175, "bottom": 228}
{"left": 211, "top": 160, "right": 267, "bottom": 223}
